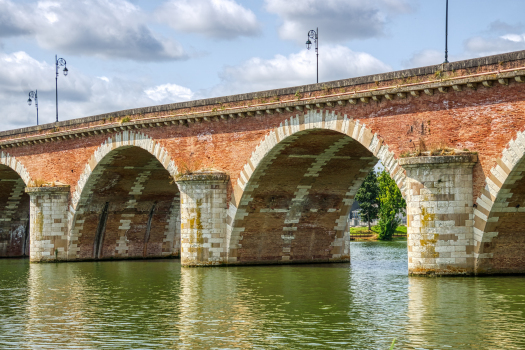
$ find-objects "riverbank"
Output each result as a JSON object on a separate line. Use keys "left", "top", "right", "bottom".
{"left": 350, "top": 225, "right": 407, "bottom": 241}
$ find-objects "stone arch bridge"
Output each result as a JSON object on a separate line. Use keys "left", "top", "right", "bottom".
{"left": 2, "top": 51, "right": 525, "bottom": 275}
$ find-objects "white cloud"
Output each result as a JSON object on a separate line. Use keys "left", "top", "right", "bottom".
{"left": 402, "top": 49, "right": 470, "bottom": 69}
{"left": 0, "top": 51, "right": 194, "bottom": 131}
{"left": 403, "top": 49, "right": 444, "bottom": 68}
{"left": 156, "top": 0, "right": 260, "bottom": 39}
{"left": 0, "top": 0, "right": 187, "bottom": 61}
{"left": 205, "top": 45, "right": 391, "bottom": 96}
{"left": 145, "top": 83, "right": 194, "bottom": 102}
{"left": 464, "top": 21, "right": 525, "bottom": 56}
{"left": 465, "top": 35, "right": 525, "bottom": 56}
{"left": 0, "top": 0, "right": 33, "bottom": 37}
{"left": 264, "top": 0, "right": 412, "bottom": 44}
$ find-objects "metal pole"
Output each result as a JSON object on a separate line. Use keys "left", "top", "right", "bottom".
{"left": 445, "top": 0, "right": 449, "bottom": 63}
{"left": 36, "top": 90, "right": 39, "bottom": 126}
{"left": 55, "top": 55, "right": 59, "bottom": 122}
{"left": 316, "top": 27, "right": 319, "bottom": 83}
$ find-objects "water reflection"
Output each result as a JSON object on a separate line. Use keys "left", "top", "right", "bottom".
{"left": 25, "top": 263, "right": 89, "bottom": 348}
{"left": 407, "top": 276, "right": 525, "bottom": 349}
{"left": 1, "top": 242, "right": 525, "bottom": 349}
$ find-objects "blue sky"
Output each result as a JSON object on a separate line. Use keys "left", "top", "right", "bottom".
{"left": 1, "top": 0, "right": 524, "bottom": 131}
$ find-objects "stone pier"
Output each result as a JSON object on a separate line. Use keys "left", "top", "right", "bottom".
{"left": 26, "top": 186, "right": 70, "bottom": 262}
{"left": 175, "top": 172, "right": 229, "bottom": 266}
{"left": 400, "top": 155, "right": 477, "bottom": 275}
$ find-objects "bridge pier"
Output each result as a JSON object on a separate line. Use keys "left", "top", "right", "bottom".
{"left": 25, "top": 186, "right": 70, "bottom": 262}
{"left": 400, "top": 155, "right": 477, "bottom": 275}
{"left": 175, "top": 172, "right": 229, "bottom": 266}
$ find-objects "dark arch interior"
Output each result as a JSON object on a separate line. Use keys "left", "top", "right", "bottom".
{"left": 232, "top": 129, "right": 377, "bottom": 264}
{"left": 482, "top": 165, "right": 525, "bottom": 273}
{"left": 73, "top": 147, "right": 180, "bottom": 260}
{"left": 0, "top": 165, "right": 30, "bottom": 257}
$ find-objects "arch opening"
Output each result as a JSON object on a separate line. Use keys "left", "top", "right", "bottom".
{"left": 228, "top": 129, "right": 379, "bottom": 264}
{"left": 476, "top": 152, "right": 525, "bottom": 274}
{"left": 69, "top": 146, "right": 180, "bottom": 260}
{"left": 0, "top": 164, "right": 30, "bottom": 257}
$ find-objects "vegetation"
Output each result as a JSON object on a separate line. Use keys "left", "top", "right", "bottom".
{"left": 390, "top": 338, "right": 396, "bottom": 350}
{"left": 29, "top": 179, "right": 48, "bottom": 187}
{"left": 350, "top": 224, "right": 406, "bottom": 236}
{"left": 377, "top": 170, "right": 406, "bottom": 240}
{"left": 355, "top": 171, "right": 379, "bottom": 230}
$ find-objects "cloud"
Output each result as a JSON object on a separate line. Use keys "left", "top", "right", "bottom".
{"left": 0, "top": 0, "right": 33, "bottom": 37}
{"left": 0, "top": 51, "right": 194, "bottom": 131}
{"left": 465, "top": 35, "right": 525, "bottom": 56}
{"left": 402, "top": 49, "right": 444, "bottom": 68}
{"left": 0, "top": 0, "right": 187, "bottom": 61}
{"left": 464, "top": 21, "right": 525, "bottom": 57}
{"left": 402, "top": 49, "right": 471, "bottom": 69}
{"left": 145, "top": 83, "right": 194, "bottom": 102}
{"left": 264, "top": 0, "right": 412, "bottom": 44}
{"left": 156, "top": 0, "right": 260, "bottom": 39}
{"left": 488, "top": 20, "right": 525, "bottom": 34}
{"left": 203, "top": 45, "right": 391, "bottom": 96}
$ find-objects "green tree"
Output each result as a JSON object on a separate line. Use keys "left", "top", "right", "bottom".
{"left": 377, "top": 170, "right": 406, "bottom": 240}
{"left": 354, "top": 170, "right": 379, "bottom": 231}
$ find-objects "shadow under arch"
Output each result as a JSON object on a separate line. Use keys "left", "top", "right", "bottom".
{"left": 225, "top": 110, "right": 406, "bottom": 264}
{"left": 474, "top": 129, "right": 525, "bottom": 273}
{"left": 67, "top": 131, "right": 181, "bottom": 261}
{"left": 0, "top": 152, "right": 32, "bottom": 257}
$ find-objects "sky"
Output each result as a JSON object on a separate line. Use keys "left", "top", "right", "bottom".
{"left": 1, "top": 0, "right": 525, "bottom": 131}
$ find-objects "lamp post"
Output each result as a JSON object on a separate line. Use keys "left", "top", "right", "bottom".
{"left": 444, "top": 0, "right": 449, "bottom": 63}
{"left": 27, "top": 90, "right": 39, "bottom": 125}
{"left": 306, "top": 28, "right": 319, "bottom": 83}
{"left": 55, "top": 55, "right": 68, "bottom": 123}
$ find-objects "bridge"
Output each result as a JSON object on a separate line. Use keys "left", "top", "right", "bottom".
{"left": 1, "top": 50, "right": 525, "bottom": 275}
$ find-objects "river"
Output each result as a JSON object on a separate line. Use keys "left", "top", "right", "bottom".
{"left": 1, "top": 240, "right": 525, "bottom": 349}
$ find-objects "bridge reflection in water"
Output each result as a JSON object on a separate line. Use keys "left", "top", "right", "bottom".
{"left": 1, "top": 241, "right": 525, "bottom": 349}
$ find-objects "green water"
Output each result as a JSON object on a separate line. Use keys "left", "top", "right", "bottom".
{"left": 1, "top": 241, "right": 525, "bottom": 349}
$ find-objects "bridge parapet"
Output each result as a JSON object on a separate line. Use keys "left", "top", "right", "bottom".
{"left": 2, "top": 51, "right": 525, "bottom": 149}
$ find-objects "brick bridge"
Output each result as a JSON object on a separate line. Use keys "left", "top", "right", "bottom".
{"left": 2, "top": 50, "right": 525, "bottom": 275}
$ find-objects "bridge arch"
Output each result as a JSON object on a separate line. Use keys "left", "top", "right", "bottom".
{"left": 0, "top": 152, "right": 32, "bottom": 186}
{"left": 474, "top": 128, "right": 525, "bottom": 273}
{"left": 67, "top": 131, "right": 181, "bottom": 260}
{"left": 225, "top": 110, "right": 406, "bottom": 264}
{"left": 0, "top": 152, "right": 32, "bottom": 257}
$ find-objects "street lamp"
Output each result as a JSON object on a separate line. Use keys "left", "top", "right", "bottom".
{"left": 306, "top": 28, "right": 319, "bottom": 83}
{"left": 444, "top": 0, "right": 449, "bottom": 63}
{"left": 27, "top": 90, "right": 39, "bottom": 125}
{"left": 55, "top": 55, "right": 68, "bottom": 123}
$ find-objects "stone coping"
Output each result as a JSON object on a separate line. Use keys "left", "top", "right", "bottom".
{"left": 398, "top": 154, "right": 478, "bottom": 167}
{"left": 2, "top": 49, "right": 525, "bottom": 140}
{"left": 175, "top": 171, "right": 229, "bottom": 183}
{"left": 25, "top": 186, "right": 71, "bottom": 193}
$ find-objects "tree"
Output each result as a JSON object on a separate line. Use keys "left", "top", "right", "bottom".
{"left": 354, "top": 170, "right": 379, "bottom": 231}
{"left": 377, "top": 170, "right": 406, "bottom": 240}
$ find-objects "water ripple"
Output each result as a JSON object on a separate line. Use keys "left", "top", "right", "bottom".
{"left": 1, "top": 242, "right": 525, "bottom": 349}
